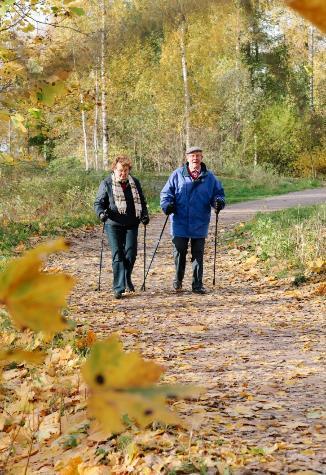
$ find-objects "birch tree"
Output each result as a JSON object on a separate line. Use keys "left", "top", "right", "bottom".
{"left": 100, "top": 0, "right": 109, "bottom": 169}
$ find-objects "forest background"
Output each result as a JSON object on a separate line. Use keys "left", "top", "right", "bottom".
{"left": 0, "top": 0, "right": 325, "bottom": 177}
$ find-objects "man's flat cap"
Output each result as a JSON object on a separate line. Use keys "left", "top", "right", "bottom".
{"left": 186, "top": 146, "right": 203, "bottom": 154}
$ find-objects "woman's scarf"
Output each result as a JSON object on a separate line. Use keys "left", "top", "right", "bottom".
{"left": 111, "top": 173, "right": 142, "bottom": 218}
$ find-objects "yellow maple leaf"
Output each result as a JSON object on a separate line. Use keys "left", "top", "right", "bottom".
{"left": 285, "top": 0, "right": 326, "bottom": 32}
{"left": 82, "top": 335, "right": 197, "bottom": 433}
{"left": 0, "top": 348, "right": 45, "bottom": 365}
{"left": 0, "top": 239, "right": 75, "bottom": 336}
{"left": 82, "top": 334, "right": 164, "bottom": 391}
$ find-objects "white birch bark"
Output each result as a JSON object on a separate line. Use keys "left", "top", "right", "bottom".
{"left": 180, "top": 20, "right": 191, "bottom": 151}
{"left": 8, "top": 118, "right": 11, "bottom": 154}
{"left": 80, "top": 93, "right": 89, "bottom": 171}
{"left": 254, "top": 133, "right": 257, "bottom": 167}
{"left": 309, "top": 26, "right": 315, "bottom": 112}
{"left": 100, "top": 0, "right": 109, "bottom": 168}
{"left": 93, "top": 67, "right": 99, "bottom": 170}
{"left": 72, "top": 45, "right": 89, "bottom": 170}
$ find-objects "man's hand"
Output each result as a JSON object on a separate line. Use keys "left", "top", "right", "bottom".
{"left": 165, "top": 203, "right": 176, "bottom": 215}
{"left": 214, "top": 198, "right": 224, "bottom": 214}
{"left": 99, "top": 210, "right": 109, "bottom": 222}
{"left": 141, "top": 214, "right": 150, "bottom": 225}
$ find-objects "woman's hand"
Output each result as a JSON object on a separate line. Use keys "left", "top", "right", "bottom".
{"left": 141, "top": 214, "right": 150, "bottom": 225}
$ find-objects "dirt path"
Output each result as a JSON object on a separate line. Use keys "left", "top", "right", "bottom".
{"left": 44, "top": 189, "right": 325, "bottom": 473}
{"left": 220, "top": 187, "right": 326, "bottom": 224}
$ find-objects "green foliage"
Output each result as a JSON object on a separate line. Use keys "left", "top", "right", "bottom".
{"left": 255, "top": 102, "right": 302, "bottom": 172}
{"left": 47, "top": 156, "right": 84, "bottom": 174}
{"left": 0, "top": 162, "right": 322, "bottom": 260}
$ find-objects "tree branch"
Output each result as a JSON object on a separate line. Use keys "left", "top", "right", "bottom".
{"left": 0, "top": 7, "right": 32, "bottom": 32}
{"left": 14, "top": 4, "right": 89, "bottom": 36}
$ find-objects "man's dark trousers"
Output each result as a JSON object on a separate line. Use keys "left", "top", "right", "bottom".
{"left": 172, "top": 236, "right": 205, "bottom": 290}
{"left": 105, "top": 224, "right": 138, "bottom": 293}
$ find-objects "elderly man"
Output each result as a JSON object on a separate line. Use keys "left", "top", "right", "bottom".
{"left": 160, "top": 146, "right": 225, "bottom": 294}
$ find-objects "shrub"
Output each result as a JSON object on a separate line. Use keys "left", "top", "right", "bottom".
{"left": 294, "top": 147, "right": 326, "bottom": 178}
{"left": 247, "top": 205, "right": 325, "bottom": 273}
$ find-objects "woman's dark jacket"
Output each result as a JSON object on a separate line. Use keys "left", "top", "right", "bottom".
{"left": 94, "top": 175, "right": 148, "bottom": 228}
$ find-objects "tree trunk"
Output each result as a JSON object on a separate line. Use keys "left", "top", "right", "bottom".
{"left": 235, "top": 0, "right": 241, "bottom": 142}
{"left": 93, "top": 67, "right": 99, "bottom": 170}
{"left": 8, "top": 118, "right": 11, "bottom": 154}
{"left": 100, "top": 0, "right": 109, "bottom": 168}
{"left": 80, "top": 93, "right": 89, "bottom": 171}
{"left": 309, "top": 26, "right": 315, "bottom": 112}
{"left": 179, "top": 20, "right": 190, "bottom": 151}
{"left": 72, "top": 45, "right": 89, "bottom": 170}
{"left": 253, "top": 133, "right": 257, "bottom": 167}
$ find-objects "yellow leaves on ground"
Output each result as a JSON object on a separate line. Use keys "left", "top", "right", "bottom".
{"left": 59, "top": 456, "right": 83, "bottom": 475}
{"left": 82, "top": 335, "right": 188, "bottom": 433}
{"left": 313, "top": 282, "right": 326, "bottom": 296}
{"left": 307, "top": 258, "right": 326, "bottom": 274}
{"left": 75, "top": 330, "right": 97, "bottom": 350}
{"left": 0, "top": 239, "right": 75, "bottom": 336}
{"left": 285, "top": 0, "right": 326, "bottom": 32}
{"left": 58, "top": 456, "right": 110, "bottom": 475}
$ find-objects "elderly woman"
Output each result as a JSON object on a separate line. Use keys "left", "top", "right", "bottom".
{"left": 94, "top": 156, "right": 149, "bottom": 299}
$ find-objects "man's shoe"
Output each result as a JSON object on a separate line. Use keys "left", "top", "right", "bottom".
{"left": 173, "top": 281, "right": 182, "bottom": 291}
{"left": 126, "top": 283, "right": 135, "bottom": 292}
{"left": 114, "top": 292, "right": 123, "bottom": 299}
{"left": 192, "top": 287, "right": 207, "bottom": 294}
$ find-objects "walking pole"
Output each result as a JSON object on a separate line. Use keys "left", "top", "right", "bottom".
{"left": 142, "top": 225, "right": 147, "bottom": 291}
{"left": 213, "top": 212, "right": 219, "bottom": 286}
{"left": 96, "top": 222, "right": 105, "bottom": 291}
{"left": 141, "top": 215, "right": 169, "bottom": 291}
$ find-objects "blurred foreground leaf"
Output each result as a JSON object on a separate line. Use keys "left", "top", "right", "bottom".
{"left": 0, "top": 239, "right": 75, "bottom": 337}
{"left": 0, "top": 348, "right": 45, "bottom": 365}
{"left": 82, "top": 335, "right": 200, "bottom": 433}
{"left": 285, "top": 0, "right": 326, "bottom": 32}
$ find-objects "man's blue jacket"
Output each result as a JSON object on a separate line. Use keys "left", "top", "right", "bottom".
{"left": 160, "top": 163, "right": 225, "bottom": 238}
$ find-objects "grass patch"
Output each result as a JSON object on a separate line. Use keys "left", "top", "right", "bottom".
{"left": 221, "top": 176, "right": 321, "bottom": 203}
{"left": 231, "top": 204, "right": 325, "bottom": 277}
{"left": 0, "top": 161, "right": 323, "bottom": 260}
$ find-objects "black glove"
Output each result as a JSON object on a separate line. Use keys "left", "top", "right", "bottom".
{"left": 214, "top": 198, "right": 224, "bottom": 214}
{"left": 141, "top": 214, "right": 150, "bottom": 225}
{"left": 99, "top": 210, "right": 109, "bottom": 222}
{"left": 165, "top": 203, "right": 176, "bottom": 215}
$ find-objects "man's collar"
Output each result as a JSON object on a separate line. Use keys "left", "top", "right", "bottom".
{"left": 183, "top": 162, "right": 207, "bottom": 177}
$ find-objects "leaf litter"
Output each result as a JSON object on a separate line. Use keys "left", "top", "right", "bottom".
{"left": 0, "top": 217, "right": 325, "bottom": 474}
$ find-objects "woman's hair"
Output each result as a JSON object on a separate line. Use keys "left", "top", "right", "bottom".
{"left": 111, "top": 155, "right": 132, "bottom": 171}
